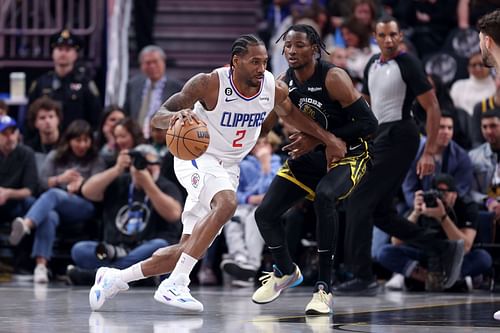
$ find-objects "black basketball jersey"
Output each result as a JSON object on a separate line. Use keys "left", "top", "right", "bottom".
{"left": 283, "top": 60, "right": 347, "bottom": 136}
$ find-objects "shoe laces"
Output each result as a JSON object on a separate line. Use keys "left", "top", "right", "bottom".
{"left": 316, "top": 289, "right": 329, "bottom": 303}
{"left": 258, "top": 271, "right": 275, "bottom": 286}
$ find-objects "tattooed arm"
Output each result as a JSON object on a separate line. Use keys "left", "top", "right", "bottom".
{"left": 151, "top": 71, "right": 219, "bottom": 128}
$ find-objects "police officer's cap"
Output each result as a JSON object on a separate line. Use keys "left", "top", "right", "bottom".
{"left": 50, "top": 29, "right": 81, "bottom": 50}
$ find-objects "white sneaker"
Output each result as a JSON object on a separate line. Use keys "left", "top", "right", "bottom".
{"left": 154, "top": 273, "right": 204, "bottom": 312}
{"left": 385, "top": 273, "right": 405, "bottom": 291}
{"left": 305, "top": 283, "right": 334, "bottom": 315}
{"left": 34, "top": 264, "right": 49, "bottom": 284}
{"left": 9, "top": 217, "right": 30, "bottom": 245}
{"left": 89, "top": 267, "right": 129, "bottom": 311}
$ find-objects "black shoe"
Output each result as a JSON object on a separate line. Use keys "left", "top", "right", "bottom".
{"left": 440, "top": 239, "right": 465, "bottom": 289}
{"left": 66, "top": 265, "right": 97, "bottom": 286}
{"left": 332, "top": 277, "right": 379, "bottom": 296}
{"left": 220, "top": 258, "right": 257, "bottom": 280}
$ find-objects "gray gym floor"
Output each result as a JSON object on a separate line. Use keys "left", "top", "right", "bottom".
{"left": 1, "top": 283, "right": 500, "bottom": 332}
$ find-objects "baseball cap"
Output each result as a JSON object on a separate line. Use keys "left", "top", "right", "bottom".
{"left": 0, "top": 115, "right": 17, "bottom": 132}
{"left": 50, "top": 29, "right": 82, "bottom": 50}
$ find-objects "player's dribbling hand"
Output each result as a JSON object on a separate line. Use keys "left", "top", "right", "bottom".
{"left": 169, "top": 109, "right": 201, "bottom": 127}
{"left": 283, "top": 132, "right": 321, "bottom": 159}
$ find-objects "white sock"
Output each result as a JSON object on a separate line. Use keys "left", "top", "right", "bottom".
{"left": 119, "top": 262, "right": 145, "bottom": 283}
{"left": 170, "top": 252, "right": 198, "bottom": 283}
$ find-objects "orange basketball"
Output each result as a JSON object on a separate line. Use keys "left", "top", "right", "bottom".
{"left": 166, "top": 119, "right": 210, "bottom": 160}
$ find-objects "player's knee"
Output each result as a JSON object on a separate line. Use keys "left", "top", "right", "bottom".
{"left": 212, "top": 191, "right": 237, "bottom": 223}
{"left": 254, "top": 205, "right": 270, "bottom": 229}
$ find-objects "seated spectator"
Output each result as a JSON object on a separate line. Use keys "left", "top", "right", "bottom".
{"left": 471, "top": 75, "right": 500, "bottom": 147}
{"left": 113, "top": 117, "right": 146, "bottom": 153}
{"left": 123, "top": 45, "right": 183, "bottom": 138}
{"left": 9, "top": 120, "right": 106, "bottom": 283}
{"left": 402, "top": 111, "right": 473, "bottom": 212}
{"left": 0, "top": 115, "right": 38, "bottom": 222}
{"left": 24, "top": 97, "right": 63, "bottom": 176}
{"left": 450, "top": 52, "right": 496, "bottom": 116}
{"left": 148, "top": 124, "right": 168, "bottom": 158}
{"left": 340, "top": 18, "right": 379, "bottom": 81}
{"left": 378, "top": 174, "right": 491, "bottom": 291}
{"left": 469, "top": 110, "right": 500, "bottom": 208}
{"left": 220, "top": 137, "right": 281, "bottom": 287}
{"left": 68, "top": 144, "right": 183, "bottom": 285}
{"left": 95, "top": 105, "right": 125, "bottom": 167}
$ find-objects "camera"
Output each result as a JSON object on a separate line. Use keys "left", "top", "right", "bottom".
{"left": 95, "top": 242, "right": 128, "bottom": 261}
{"left": 128, "top": 150, "right": 149, "bottom": 170}
{"left": 422, "top": 189, "right": 442, "bottom": 208}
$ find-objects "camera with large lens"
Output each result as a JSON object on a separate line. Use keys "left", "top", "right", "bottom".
{"left": 422, "top": 189, "right": 442, "bottom": 208}
{"left": 128, "top": 149, "right": 149, "bottom": 170}
{"left": 95, "top": 242, "right": 128, "bottom": 261}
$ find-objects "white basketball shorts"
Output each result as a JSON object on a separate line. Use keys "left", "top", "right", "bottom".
{"left": 174, "top": 153, "right": 240, "bottom": 235}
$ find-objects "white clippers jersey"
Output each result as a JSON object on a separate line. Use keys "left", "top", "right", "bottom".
{"left": 192, "top": 67, "right": 275, "bottom": 164}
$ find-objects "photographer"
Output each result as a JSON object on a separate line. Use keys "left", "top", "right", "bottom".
{"left": 68, "top": 144, "right": 183, "bottom": 285}
{"left": 377, "top": 174, "right": 492, "bottom": 291}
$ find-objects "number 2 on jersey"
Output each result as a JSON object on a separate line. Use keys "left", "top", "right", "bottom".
{"left": 232, "top": 130, "right": 246, "bottom": 148}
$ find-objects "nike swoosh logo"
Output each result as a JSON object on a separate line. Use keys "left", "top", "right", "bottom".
{"left": 274, "top": 273, "right": 298, "bottom": 292}
{"left": 225, "top": 97, "right": 238, "bottom": 102}
{"left": 349, "top": 143, "right": 362, "bottom": 150}
{"left": 288, "top": 87, "right": 297, "bottom": 93}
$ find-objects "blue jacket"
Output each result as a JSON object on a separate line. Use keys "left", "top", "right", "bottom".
{"left": 402, "top": 137, "right": 473, "bottom": 209}
{"left": 237, "top": 154, "right": 281, "bottom": 205}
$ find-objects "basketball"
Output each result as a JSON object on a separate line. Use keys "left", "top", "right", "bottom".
{"left": 166, "top": 119, "right": 210, "bottom": 160}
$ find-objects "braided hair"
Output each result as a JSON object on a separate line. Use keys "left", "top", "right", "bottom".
{"left": 276, "top": 24, "right": 328, "bottom": 58}
{"left": 230, "top": 34, "right": 265, "bottom": 68}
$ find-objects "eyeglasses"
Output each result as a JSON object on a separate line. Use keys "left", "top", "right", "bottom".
{"left": 469, "top": 63, "right": 485, "bottom": 68}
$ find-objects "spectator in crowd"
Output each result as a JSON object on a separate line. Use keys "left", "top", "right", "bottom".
{"left": 24, "top": 97, "right": 62, "bottom": 157}
{"left": 340, "top": 18, "right": 379, "bottom": 81}
{"left": 221, "top": 136, "right": 281, "bottom": 287}
{"left": 472, "top": 75, "right": 500, "bottom": 147}
{"left": 113, "top": 117, "right": 146, "bottom": 152}
{"left": 378, "top": 174, "right": 491, "bottom": 291}
{"left": 148, "top": 124, "right": 168, "bottom": 158}
{"left": 9, "top": 120, "right": 105, "bottom": 283}
{"left": 450, "top": 52, "right": 496, "bottom": 116}
{"left": 68, "top": 144, "right": 183, "bottom": 285}
{"left": 0, "top": 100, "right": 8, "bottom": 116}
{"left": 123, "top": 45, "right": 183, "bottom": 138}
{"left": 95, "top": 105, "right": 125, "bottom": 167}
{"left": 469, "top": 110, "right": 500, "bottom": 211}
{"left": 0, "top": 115, "right": 37, "bottom": 222}
{"left": 28, "top": 30, "right": 101, "bottom": 135}
{"left": 402, "top": 111, "right": 474, "bottom": 212}
{"left": 403, "top": 0, "right": 459, "bottom": 59}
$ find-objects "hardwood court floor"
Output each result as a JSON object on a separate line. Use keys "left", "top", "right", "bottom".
{"left": 1, "top": 282, "right": 500, "bottom": 332}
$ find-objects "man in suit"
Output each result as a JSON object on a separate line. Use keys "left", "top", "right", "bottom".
{"left": 123, "top": 45, "right": 183, "bottom": 138}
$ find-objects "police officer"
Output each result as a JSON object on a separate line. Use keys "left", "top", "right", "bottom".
{"left": 28, "top": 29, "right": 101, "bottom": 135}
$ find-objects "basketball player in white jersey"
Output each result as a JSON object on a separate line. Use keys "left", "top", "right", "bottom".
{"left": 89, "top": 34, "right": 346, "bottom": 312}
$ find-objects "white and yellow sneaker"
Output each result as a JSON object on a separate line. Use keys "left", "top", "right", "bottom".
{"left": 305, "top": 282, "right": 334, "bottom": 315}
{"left": 252, "top": 264, "right": 303, "bottom": 304}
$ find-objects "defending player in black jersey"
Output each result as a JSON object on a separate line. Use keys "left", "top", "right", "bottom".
{"left": 252, "top": 24, "right": 378, "bottom": 315}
